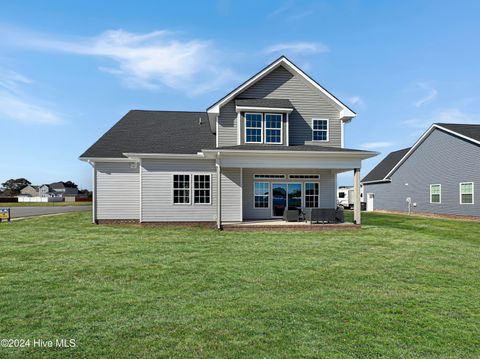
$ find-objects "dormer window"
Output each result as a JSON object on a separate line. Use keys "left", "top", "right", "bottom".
{"left": 312, "top": 119, "right": 329, "bottom": 141}
{"left": 245, "top": 112, "right": 283, "bottom": 144}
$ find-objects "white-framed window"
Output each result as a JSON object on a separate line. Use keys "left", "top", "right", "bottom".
{"left": 305, "top": 182, "right": 320, "bottom": 208}
{"left": 289, "top": 174, "right": 320, "bottom": 179}
{"left": 245, "top": 113, "right": 263, "bottom": 143}
{"left": 430, "top": 184, "right": 441, "bottom": 204}
{"left": 254, "top": 182, "right": 269, "bottom": 208}
{"left": 194, "top": 174, "right": 211, "bottom": 204}
{"left": 265, "top": 113, "right": 282, "bottom": 144}
{"left": 173, "top": 174, "right": 190, "bottom": 204}
{"left": 460, "top": 182, "right": 474, "bottom": 204}
{"left": 312, "top": 119, "right": 329, "bottom": 141}
{"left": 254, "top": 174, "right": 286, "bottom": 179}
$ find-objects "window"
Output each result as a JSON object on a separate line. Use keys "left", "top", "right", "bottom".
{"left": 254, "top": 174, "right": 286, "bottom": 179}
{"left": 305, "top": 182, "right": 319, "bottom": 208}
{"left": 338, "top": 192, "right": 346, "bottom": 199}
{"left": 265, "top": 114, "right": 282, "bottom": 144}
{"left": 430, "top": 184, "right": 441, "bottom": 204}
{"left": 289, "top": 174, "right": 320, "bottom": 179}
{"left": 460, "top": 182, "right": 474, "bottom": 204}
{"left": 254, "top": 182, "right": 269, "bottom": 208}
{"left": 312, "top": 119, "right": 328, "bottom": 141}
{"left": 245, "top": 113, "right": 263, "bottom": 143}
{"left": 173, "top": 174, "right": 190, "bottom": 204}
{"left": 194, "top": 175, "right": 211, "bottom": 204}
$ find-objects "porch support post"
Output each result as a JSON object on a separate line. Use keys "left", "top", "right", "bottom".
{"left": 216, "top": 153, "right": 222, "bottom": 230}
{"left": 353, "top": 168, "right": 361, "bottom": 225}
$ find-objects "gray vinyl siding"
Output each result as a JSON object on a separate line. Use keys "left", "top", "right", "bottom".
{"left": 96, "top": 162, "right": 139, "bottom": 220}
{"left": 221, "top": 168, "right": 242, "bottom": 221}
{"left": 363, "top": 129, "right": 480, "bottom": 216}
{"left": 141, "top": 159, "right": 217, "bottom": 222}
{"left": 219, "top": 65, "right": 341, "bottom": 147}
{"left": 242, "top": 168, "right": 337, "bottom": 220}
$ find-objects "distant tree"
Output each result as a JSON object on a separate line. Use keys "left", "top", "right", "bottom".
{"left": 1, "top": 178, "right": 31, "bottom": 195}
{"left": 63, "top": 181, "right": 78, "bottom": 188}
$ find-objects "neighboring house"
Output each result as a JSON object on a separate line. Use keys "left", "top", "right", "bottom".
{"left": 19, "top": 185, "right": 39, "bottom": 197}
{"left": 80, "top": 56, "right": 377, "bottom": 227}
{"left": 49, "top": 182, "right": 79, "bottom": 197}
{"left": 39, "top": 184, "right": 50, "bottom": 197}
{"left": 362, "top": 123, "right": 480, "bottom": 217}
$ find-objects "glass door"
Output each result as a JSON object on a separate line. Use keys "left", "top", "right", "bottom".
{"left": 288, "top": 183, "right": 302, "bottom": 208}
{"left": 271, "top": 183, "right": 287, "bottom": 217}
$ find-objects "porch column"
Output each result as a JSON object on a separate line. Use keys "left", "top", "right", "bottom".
{"left": 353, "top": 168, "right": 361, "bottom": 225}
{"left": 216, "top": 154, "right": 222, "bottom": 230}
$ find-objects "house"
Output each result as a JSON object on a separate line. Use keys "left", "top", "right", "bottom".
{"left": 80, "top": 56, "right": 377, "bottom": 227}
{"left": 19, "top": 185, "right": 39, "bottom": 197}
{"left": 362, "top": 123, "right": 480, "bottom": 217}
{"left": 49, "top": 182, "right": 79, "bottom": 197}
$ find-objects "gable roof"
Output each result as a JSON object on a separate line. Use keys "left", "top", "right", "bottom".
{"left": 361, "top": 148, "right": 410, "bottom": 183}
{"left": 206, "top": 56, "right": 356, "bottom": 132}
{"left": 80, "top": 110, "right": 215, "bottom": 159}
{"left": 363, "top": 122, "right": 480, "bottom": 183}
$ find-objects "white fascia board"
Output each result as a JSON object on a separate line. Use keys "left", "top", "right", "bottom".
{"left": 207, "top": 56, "right": 356, "bottom": 119}
{"left": 362, "top": 179, "right": 392, "bottom": 185}
{"left": 79, "top": 157, "right": 136, "bottom": 163}
{"left": 202, "top": 149, "right": 377, "bottom": 160}
{"left": 235, "top": 106, "right": 293, "bottom": 113}
{"left": 123, "top": 152, "right": 206, "bottom": 160}
{"left": 435, "top": 124, "right": 480, "bottom": 146}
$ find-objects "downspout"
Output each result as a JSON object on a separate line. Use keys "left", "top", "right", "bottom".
{"left": 216, "top": 152, "right": 222, "bottom": 230}
{"left": 87, "top": 160, "right": 97, "bottom": 224}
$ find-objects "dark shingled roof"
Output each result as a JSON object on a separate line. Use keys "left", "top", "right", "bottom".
{"left": 216, "top": 144, "right": 371, "bottom": 153}
{"left": 235, "top": 98, "right": 293, "bottom": 109}
{"left": 80, "top": 110, "right": 215, "bottom": 158}
{"left": 436, "top": 123, "right": 480, "bottom": 142}
{"left": 362, "top": 147, "right": 410, "bottom": 183}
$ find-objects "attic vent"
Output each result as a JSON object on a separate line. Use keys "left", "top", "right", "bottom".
{"left": 199, "top": 117, "right": 202, "bottom": 125}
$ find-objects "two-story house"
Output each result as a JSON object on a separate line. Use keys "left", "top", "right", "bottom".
{"left": 80, "top": 56, "right": 377, "bottom": 227}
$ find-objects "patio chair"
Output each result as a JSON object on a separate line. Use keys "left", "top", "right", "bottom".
{"left": 335, "top": 207, "right": 344, "bottom": 223}
{"left": 282, "top": 206, "right": 302, "bottom": 222}
{"left": 306, "top": 208, "right": 337, "bottom": 224}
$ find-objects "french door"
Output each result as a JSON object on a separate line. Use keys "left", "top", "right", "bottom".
{"left": 271, "top": 183, "right": 302, "bottom": 217}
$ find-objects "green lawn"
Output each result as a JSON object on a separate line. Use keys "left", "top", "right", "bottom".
{"left": 0, "top": 212, "right": 479, "bottom": 358}
{"left": 0, "top": 201, "right": 91, "bottom": 207}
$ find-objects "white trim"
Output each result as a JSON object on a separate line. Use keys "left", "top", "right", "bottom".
{"left": 193, "top": 174, "right": 213, "bottom": 205}
{"left": 202, "top": 149, "right": 377, "bottom": 158}
{"left": 288, "top": 174, "right": 320, "bottom": 179}
{"left": 312, "top": 118, "right": 329, "bottom": 142}
{"left": 264, "top": 113, "right": 283, "bottom": 144}
{"left": 436, "top": 125, "right": 480, "bottom": 146}
{"left": 139, "top": 159, "right": 143, "bottom": 222}
{"left": 244, "top": 112, "right": 263, "bottom": 144}
{"left": 172, "top": 173, "right": 192, "bottom": 205}
{"left": 79, "top": 157, "right": 136, "bottom": 163}
{"left": 459, "top": 182, "right": 474, "bottom": 205}
{"left": 253, "top": 181, "right": 270, "bottom": 209}
{"left": 207, "top": 56, "right": 356, "bottom": 120}
{"left": 236, "top": 112, "right": 241, "bottom": 145}
{"left": 123, "top": 153, "right": 205, "bottom": 160}
{"left": 239, "top": 168, "right": 243, "bottom": 222}
{"left": 341, "top": 121, "right": 345, "bottom": 148}
{"left": 254, "top": 174, "right": 286, "bottom": 179}
{"left": 286, "top": 112, "right": 289, "bottom": 146}
{"left": 304, "top": 181, "right": 320, "bottom": 209}
{"left": 216, "top": 116, "right": 219, "bottom": 148}
{"left": 92, "top": 162, "right": 97, "bottom": 224}
{"left": 235, "top": 106, "right": 293, "bottom": 113}
{"left": 429, "top": 184, "right": 441, "bottom": 204}
{"left": 216, "top": 156, "right": 221, "bottom": 229}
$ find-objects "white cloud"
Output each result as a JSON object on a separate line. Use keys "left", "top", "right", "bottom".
{"left": 346, "top": 96, "right": 364, "bottom": 107}
{"left": 3, "top": 27, "right": 239, "bottom": 96}
{"left": 263, "top": 42, "right": 329, "bottom": 56}
{"left": 403, "top": 108, "right": 480, "bottom": 130}
{"left": 360, "top": 142, "right": 393, "bottom": 150}
{"left": 414, "top": 82, "right": 437, "bottom": 107}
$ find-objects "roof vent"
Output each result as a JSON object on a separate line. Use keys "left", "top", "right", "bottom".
{"left": 199, "top": 117, "right": 202, "bottom": 125}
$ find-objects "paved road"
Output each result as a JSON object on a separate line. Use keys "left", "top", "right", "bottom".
{"left": 7, "top": 205, "right": 91, "bottom": 219}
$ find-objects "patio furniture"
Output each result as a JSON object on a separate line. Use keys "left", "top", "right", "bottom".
{"left": 305, "top": 208, "right": 337, "bottom": 224}
{"left": 282, "top": 206, "right": 302, "bottom": 222}
{"left": 335, "top": 206, "right": 344, "bottom": 223}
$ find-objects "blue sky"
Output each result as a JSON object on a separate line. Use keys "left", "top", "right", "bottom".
{"left": 1, "top": 0, "right": 479, "bottom": 189}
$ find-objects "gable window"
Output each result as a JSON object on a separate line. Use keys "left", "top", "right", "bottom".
{"left": 194, "top": 175, "right": 211, "bottom": 204}
{"left": 305, "top": 182, "right": 319, "bottom": 208}
{"left": 265, "top": 114, "right": 282, "bottom": 144}
{"left": 460, "top": 182, "right": 474, "bottom": 204}
{"left": 254, "top": 182, "right": 269, "bottom": 208}
{"left": 173, "top": 174, "right": 190, "bottom": 204}
{"left": 430, "top": 184, "right": 441, "bottom": 204}
{"left": 312, "top": 119, "right": 328, "bottom": 141}
{"left": 245, "top": 113, "right": 263, "bottom": 143}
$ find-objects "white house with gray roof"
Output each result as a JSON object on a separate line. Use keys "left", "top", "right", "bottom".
{"left": 362, "top": 123, "right": 480, "bottom": 217}
{"left": 80, "top": 56, "right": 377, "bottom": 227}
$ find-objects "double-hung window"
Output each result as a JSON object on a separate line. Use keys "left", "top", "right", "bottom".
{"left": 245, "top": 113, "right": 263, "bottom": 143}
{"left": 173, "top": 174, "right": 190, "bottom": 204}
{"left": 305, "top": 182, "right": 319, "bottom": 208}
{"left": 173, "top": 174, "right": 211, "bottom": 205}
{"left": 430, "top": 184, "right": 441, "bottom": 204}
{"left": 460, "top": 182, "right": 474, "bottom": 204}
{"left": 254, "top": 182, "right": 269, "bottom": 208}
{"left": 265, "top": 114, "right": 282, "bottom": 144}
{"left": 312, "top": 119, "right": 328, "bottom": 141}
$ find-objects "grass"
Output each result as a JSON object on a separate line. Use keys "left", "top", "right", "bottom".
{"left": 0, "top": 201, "right": 91, "bottom": 207}
{"left": 0, "top": 212, "right": 479, "bottom": 358}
